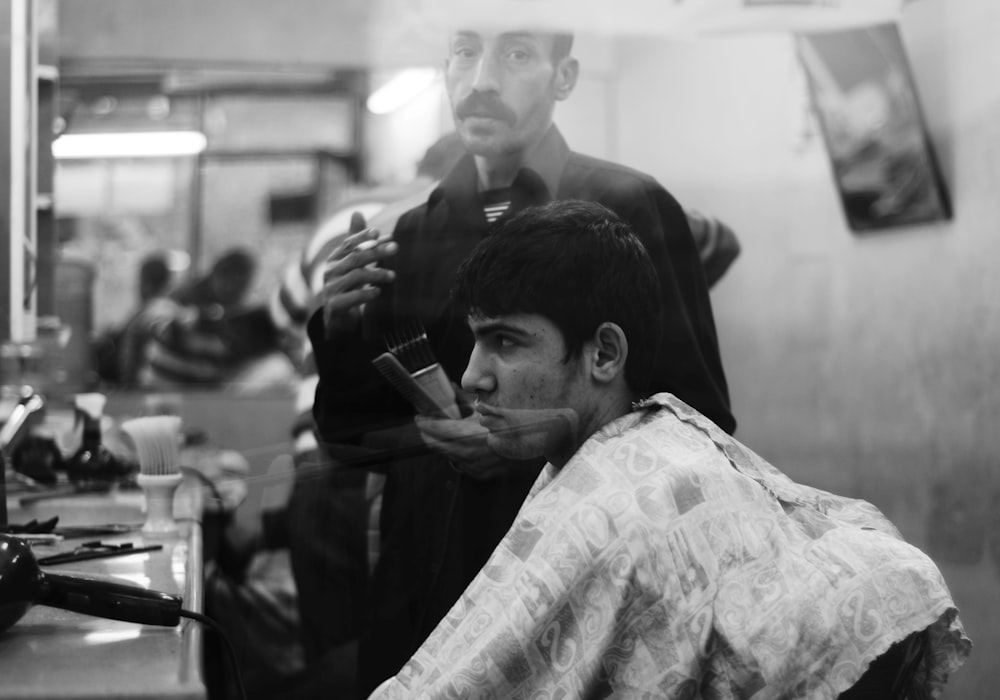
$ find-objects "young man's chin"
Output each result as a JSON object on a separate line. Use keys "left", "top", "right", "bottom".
{"left": 483, "top": 407, "right": 578, "bottom": 462}
{"left": 486, "top": 431, "right": 546, "bottom": 462}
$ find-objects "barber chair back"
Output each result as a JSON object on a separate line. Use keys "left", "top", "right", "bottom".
{"left": 837, "top": 630, "right": 929, "bottom": 699}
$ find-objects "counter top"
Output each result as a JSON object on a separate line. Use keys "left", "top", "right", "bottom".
{"left": 0, "top": 482, "right": 205, "bottom": 699}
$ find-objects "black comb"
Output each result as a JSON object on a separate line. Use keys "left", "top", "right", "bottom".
{"left": 374, "top": 323, "right": 460, "bottom": 418}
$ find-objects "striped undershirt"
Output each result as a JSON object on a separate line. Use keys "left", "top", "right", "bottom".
{"left": 482, "top": 188, "right": 512, "bottom": 223}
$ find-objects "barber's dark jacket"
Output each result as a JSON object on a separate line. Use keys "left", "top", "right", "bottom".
{"left": 308, "top": 125, "right": 734, "bottom": 693}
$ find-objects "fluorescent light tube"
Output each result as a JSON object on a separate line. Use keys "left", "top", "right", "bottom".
{"left": 366, "top": 68, "right": 438, "bottom": 115}
{"left": 52, "top": 131, "right": 208, "bottom": 159}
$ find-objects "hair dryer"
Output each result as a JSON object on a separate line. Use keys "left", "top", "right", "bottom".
{"left": 0, "top": 534, "right": 181, "bottom": 633}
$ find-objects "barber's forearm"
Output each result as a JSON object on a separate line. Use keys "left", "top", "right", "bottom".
{"left": 314, "top": 419, "right": 430, "bottom": 474}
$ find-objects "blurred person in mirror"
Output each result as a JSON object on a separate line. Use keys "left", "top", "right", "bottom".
{"left": 310, "top": 26, "right": 738, "bottom": 694}
{"left": 141, "top": 247, "right": 289, "bottom": 390}
{"left": 172, "top": 245, "right": 255, "bottom": 309}
{"left": 370, "top": 200, "right": 971, "bottom": 700}
{"left": 93, "top": 251, "right": 177, "bottom": 386}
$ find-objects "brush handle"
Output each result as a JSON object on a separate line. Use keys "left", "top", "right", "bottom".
{"left": 372, "top": 353, "right": 444, "bottom": 418}
{"left": 411, "top": 364, "right": 460, "bottom": 419}
{"left": 137, "top": 473, "right": 183, "bottom": 535}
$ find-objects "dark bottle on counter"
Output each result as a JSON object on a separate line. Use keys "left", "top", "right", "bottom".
{"left": 65, "top": 393, "right": 129, "bottom": 485}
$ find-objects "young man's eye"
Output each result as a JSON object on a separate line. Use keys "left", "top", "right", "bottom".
{"left": 487, "top": 333, "right": 517, "bottom": 351}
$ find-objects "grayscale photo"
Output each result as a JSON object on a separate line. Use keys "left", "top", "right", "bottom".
{"left": 0, "top": 1, "right": 991, "bottom": 699}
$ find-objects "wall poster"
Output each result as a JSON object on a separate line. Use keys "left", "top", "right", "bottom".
{"left": 797, "top": 23, "right": 952, "bottom": 232}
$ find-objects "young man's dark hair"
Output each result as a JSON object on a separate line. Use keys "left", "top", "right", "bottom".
{"left": 453, "top": 199, "right": 663, "bottom": 395}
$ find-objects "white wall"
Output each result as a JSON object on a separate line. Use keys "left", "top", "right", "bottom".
{"left": 610, "top": 3, "right": 998, "bottom": 696}
{"left": 363, "top": 75, "right": 452, "bottom": 185}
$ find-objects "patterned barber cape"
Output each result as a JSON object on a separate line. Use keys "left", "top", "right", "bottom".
{"left": 371, "top": 394, "right": 971, "bottom": 699}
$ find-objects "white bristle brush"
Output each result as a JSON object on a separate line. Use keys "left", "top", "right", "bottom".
{"left": 122, "top": 416, "right": 183, "bottom": 535}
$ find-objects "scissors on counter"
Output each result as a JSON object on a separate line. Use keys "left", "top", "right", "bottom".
{"left": 35, "top": 540, "right": 163, "bottom": 566}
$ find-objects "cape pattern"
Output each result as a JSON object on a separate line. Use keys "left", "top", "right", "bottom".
{"left": 374, "top": 393, "right": 971, "bottom": 699}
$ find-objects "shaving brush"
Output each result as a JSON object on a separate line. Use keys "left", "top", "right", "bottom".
{"left": 122, "top": 416, "right": 183, "bottom": 536}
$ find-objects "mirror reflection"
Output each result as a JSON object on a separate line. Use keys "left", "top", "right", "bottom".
{"left": 1, "top": 2, "right": 994, "bottom": 700}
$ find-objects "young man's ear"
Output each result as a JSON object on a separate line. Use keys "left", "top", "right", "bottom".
{"left": 553, "top": 57, "right": 579, "bottom": 101}
{"left": 589, "top": 322, "right": 628, "bottom": 384}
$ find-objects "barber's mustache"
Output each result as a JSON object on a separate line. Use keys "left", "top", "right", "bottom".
{"left": 455, "top": 93, "right": 516, "bottom": 125}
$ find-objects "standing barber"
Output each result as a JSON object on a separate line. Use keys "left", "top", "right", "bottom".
{"left": 309, "top": 26, "right": 734, "bottom": 695}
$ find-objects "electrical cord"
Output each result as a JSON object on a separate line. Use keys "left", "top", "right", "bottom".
{"left": 180, "top": 465, "right": 227, "bottom": 512}
{"left": 180, "top": 608, "right": 248, "bottom": 700}
{"left": 180, "top": 465, "right": 233, "bottom": 570}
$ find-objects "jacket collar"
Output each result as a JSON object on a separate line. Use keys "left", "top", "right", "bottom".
{"left": 430, "top": 125, "right": 570, "bottom": 209}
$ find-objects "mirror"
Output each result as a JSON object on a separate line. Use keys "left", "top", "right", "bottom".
{"left": 47, "top": 1, "right": 404, "bottom": 395}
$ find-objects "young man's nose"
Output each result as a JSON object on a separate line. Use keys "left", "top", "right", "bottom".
{"left": 461, "top": 345, "right": 495, "bottom": 395}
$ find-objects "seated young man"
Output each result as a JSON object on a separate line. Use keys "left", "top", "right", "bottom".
{"left": 371, "top": 200, "right": 971, "bottom": 699}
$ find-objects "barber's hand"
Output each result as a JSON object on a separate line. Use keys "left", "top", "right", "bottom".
{"left": 414, "top": 414, "right": 511, "bottom": 481}
{"left": 321, "top": 211, "right": 398, "bottom": 337}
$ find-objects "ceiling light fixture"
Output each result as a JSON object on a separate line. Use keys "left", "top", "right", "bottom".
{"left": 366, "top": 68, "right": 439, "bottom": 115}
{"left": 52, "top": 130, "right": 208, "bottom": 159}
